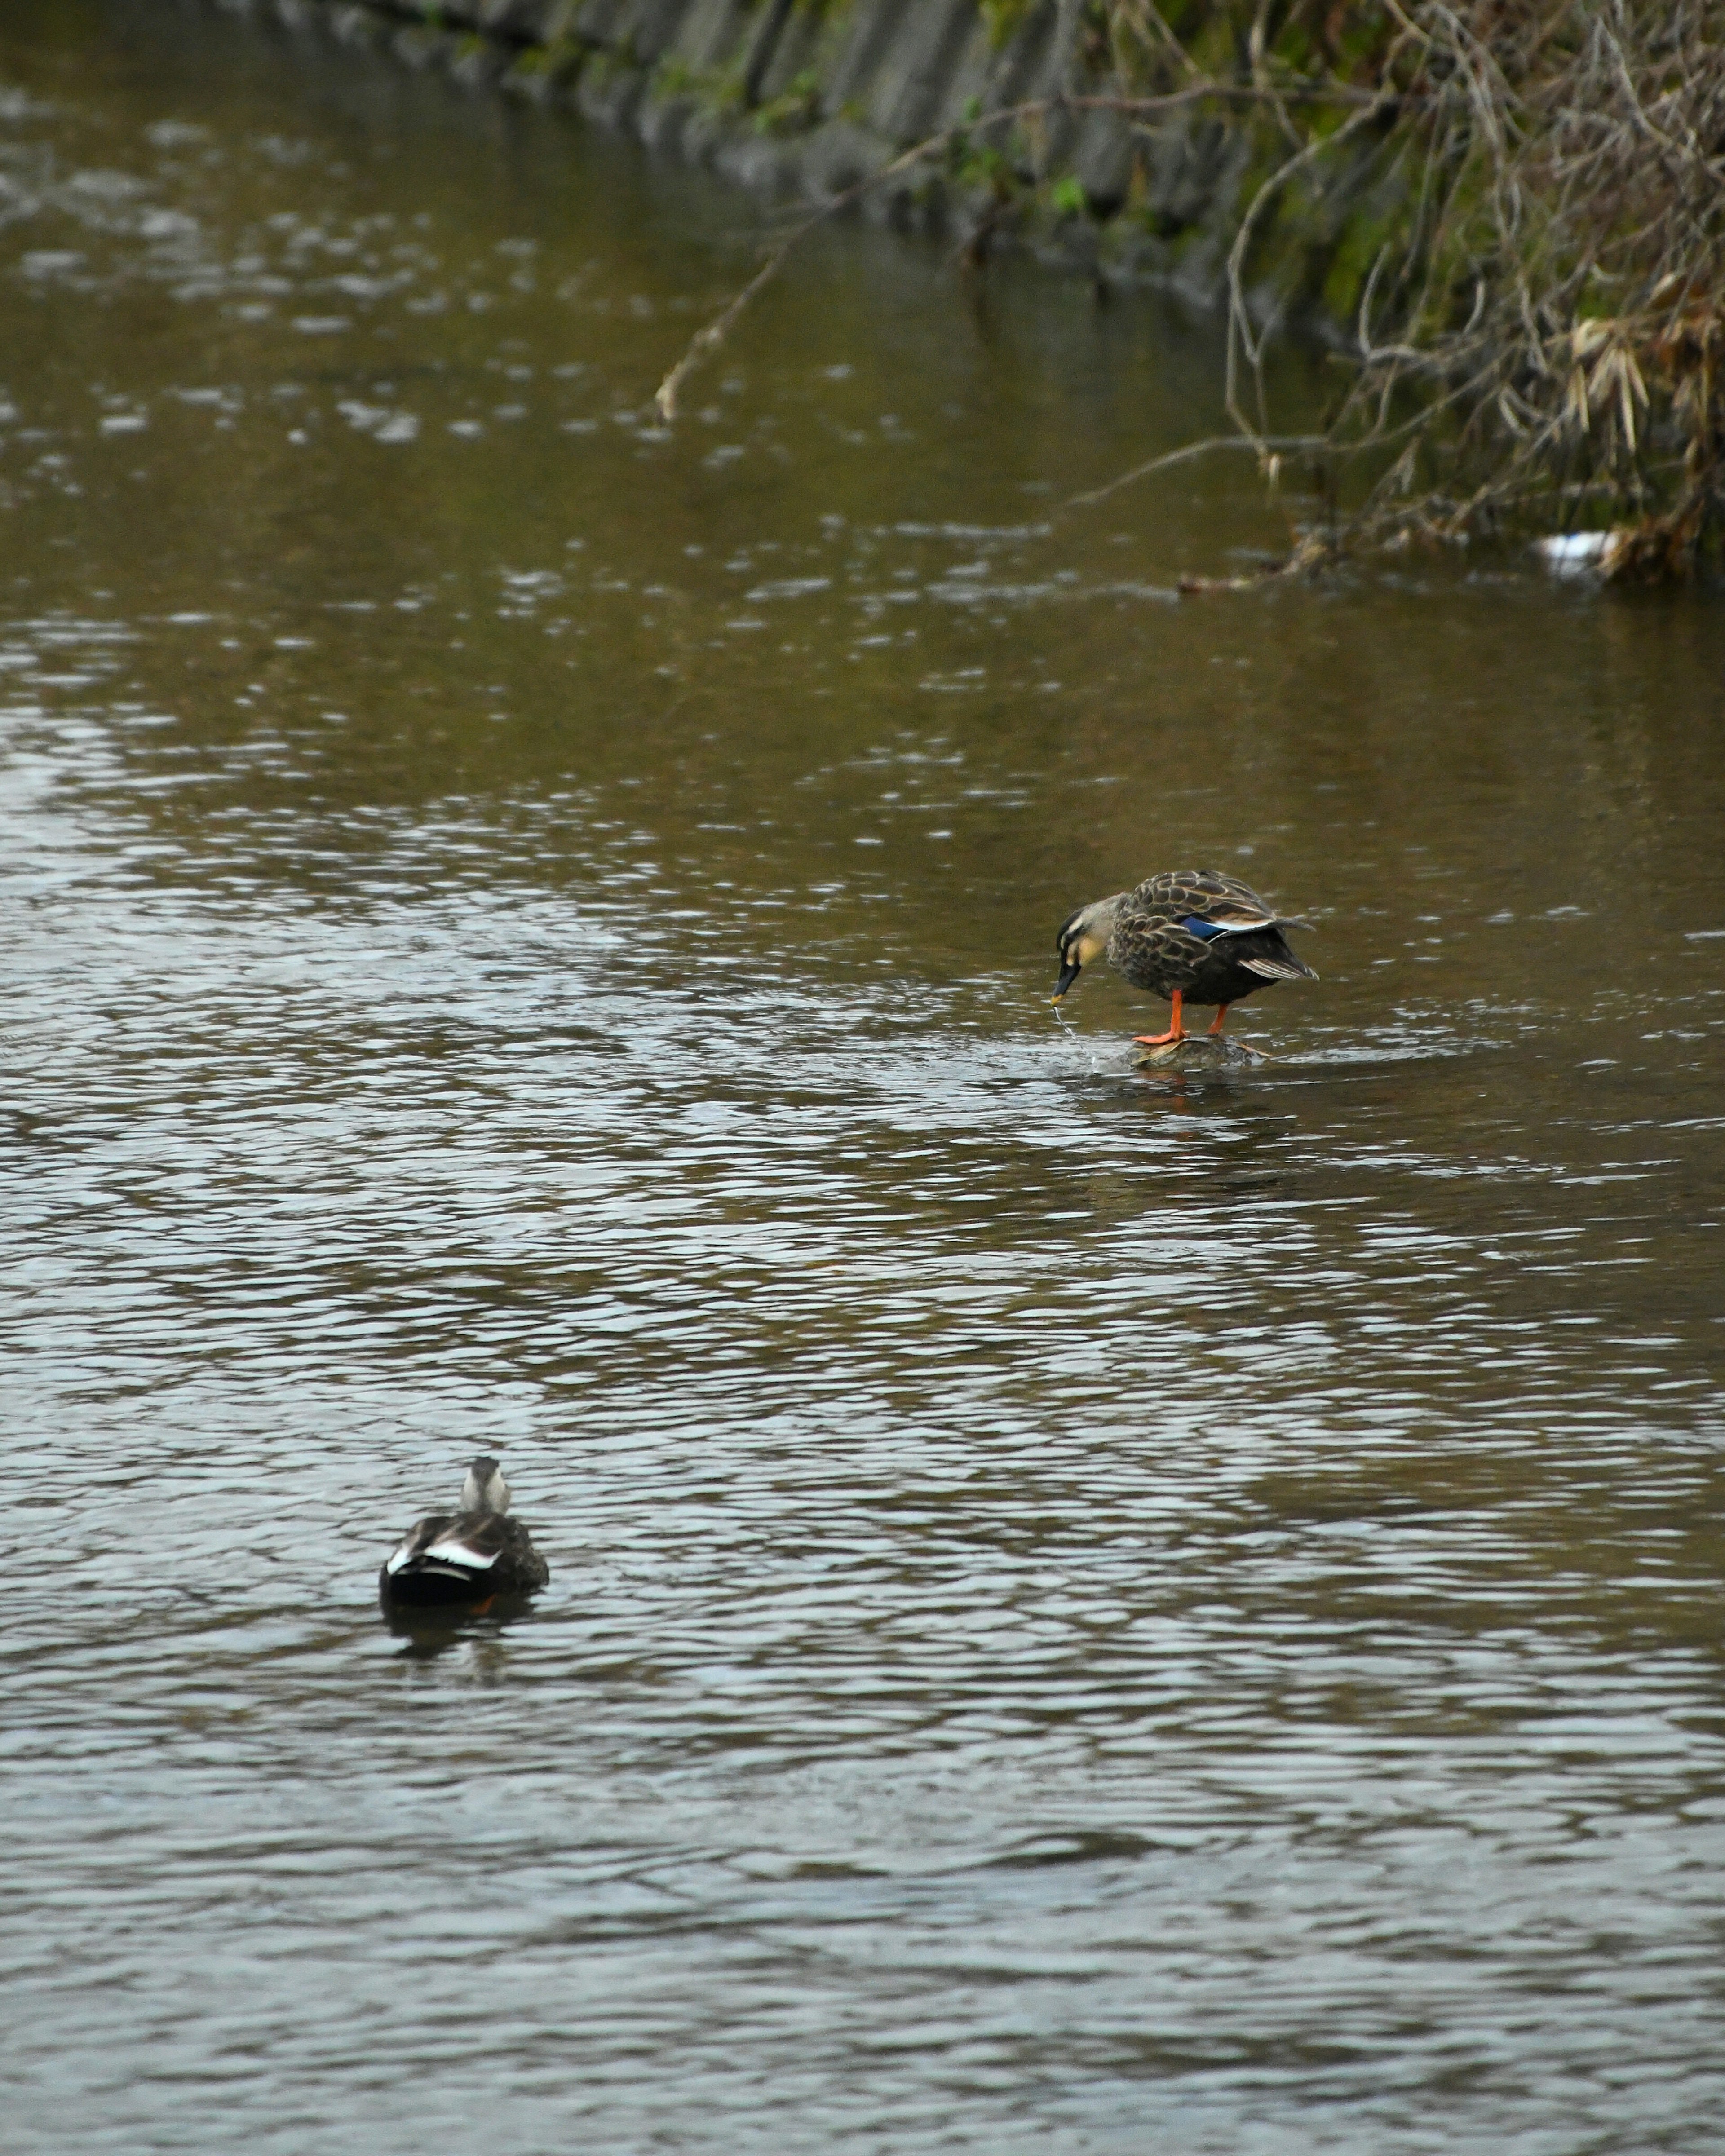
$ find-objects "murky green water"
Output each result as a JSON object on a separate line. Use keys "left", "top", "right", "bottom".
{"left": 4, "top": 4, "right": 1724, "bottom": 2149}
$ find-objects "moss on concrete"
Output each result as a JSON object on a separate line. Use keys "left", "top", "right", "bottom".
{"left": 223, "top": 0, "right": 1417, "bottom": 347}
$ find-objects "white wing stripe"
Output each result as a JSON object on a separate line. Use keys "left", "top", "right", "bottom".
{"left": 423, "top": 1538, "right": 499, "bottom": 1571}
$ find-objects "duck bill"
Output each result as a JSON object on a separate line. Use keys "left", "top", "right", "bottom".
{"left": 1051, "top": 959, "right": 1083, "bottom": 1002}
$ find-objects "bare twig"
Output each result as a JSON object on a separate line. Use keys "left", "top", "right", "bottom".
{"left": 1059, "top": 432, "right": 1328, "bottom": 513}
{"left": 1221, "top": 75, "right": 1406, "bottom": 448}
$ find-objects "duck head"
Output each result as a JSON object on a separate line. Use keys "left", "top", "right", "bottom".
{"left": 460, "top": 1456, "right": 511, "bottom": 1516}
{"left": 1053, "top": 894, "right": 1123, "bottom": 1002}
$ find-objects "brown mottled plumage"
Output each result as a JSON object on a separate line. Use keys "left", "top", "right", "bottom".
{"left": 1053, "top": 869, "right": 1317, "bottom": 1044}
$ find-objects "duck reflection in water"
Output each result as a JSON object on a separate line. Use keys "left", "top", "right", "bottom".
{"left": 383, "top": 1598, "right": 539, "bottom": 1666}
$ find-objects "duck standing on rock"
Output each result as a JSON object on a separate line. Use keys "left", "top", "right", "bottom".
{"left": 379, "top": 1456, "right": 549, "bottom": 1611}
{"left": 1053, "top": 868, "right": 1317, "bottom": 1045}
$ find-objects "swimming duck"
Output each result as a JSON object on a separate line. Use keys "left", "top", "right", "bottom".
{"left": 1053, "top": 868, "right": 1317, "bottom": 1044}
{"left": 379, "top": 1456, "right": 549, "bottom": 1610}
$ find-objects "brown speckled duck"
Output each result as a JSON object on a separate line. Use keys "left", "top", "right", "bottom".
{"left": 379, "top": 1456, "right": 549, "bottom": 1611}
{"left": 1053, "top": 868, "right": 1317, "bottom": 1044}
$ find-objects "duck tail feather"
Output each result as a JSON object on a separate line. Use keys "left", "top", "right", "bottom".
{"left": 1241, "top": 952, "right": 1319, "bottom": 981}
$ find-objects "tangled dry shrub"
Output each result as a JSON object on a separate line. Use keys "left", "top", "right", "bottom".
{"left": 1300, "top": 0, "right": 1725, "bottom": 570}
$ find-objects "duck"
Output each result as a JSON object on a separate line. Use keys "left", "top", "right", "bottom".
{"left": 1053, "top": 868, "right": 1317, "bottom": 1044}
{"left": 379, "top": 1456, "right": 549, "bottom": 1610}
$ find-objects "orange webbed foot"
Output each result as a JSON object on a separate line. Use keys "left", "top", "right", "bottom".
{"left": 1133, "top": 991, "right": 1184, "bottom": 1047}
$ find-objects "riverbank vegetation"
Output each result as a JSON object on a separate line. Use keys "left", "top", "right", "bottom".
{"left": 657, "top": 1, "right": 1725, "bottom": 581}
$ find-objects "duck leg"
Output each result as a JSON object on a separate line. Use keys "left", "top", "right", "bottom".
{"left": 1133, "top": 990, "right": 1186, "bottom": 1047}
{"left": 1208, "top": 1004, "right": 1230, "bottom": 1036}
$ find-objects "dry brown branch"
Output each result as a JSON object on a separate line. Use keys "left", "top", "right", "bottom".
{"left": 1109, "top": 0, "right": 1202, "bottom": 83}
{"left": 1221, "top": 66, "right": 1410, "bottom": 449}
{"left": 1058, "top": 433, "right": 1328, "bottom": 512}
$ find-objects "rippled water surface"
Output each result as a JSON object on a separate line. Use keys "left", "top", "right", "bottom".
{"left": 4, "top": 5, "right": 1725, "bottom": 2150}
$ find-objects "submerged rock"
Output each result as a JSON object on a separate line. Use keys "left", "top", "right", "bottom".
{"left": 1132, "top": 1034, "right": 1269, "bottom": 1071}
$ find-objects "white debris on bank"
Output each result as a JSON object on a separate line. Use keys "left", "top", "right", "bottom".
{"left": 1535, "top": 530, "right": 1629, "bottom": 578}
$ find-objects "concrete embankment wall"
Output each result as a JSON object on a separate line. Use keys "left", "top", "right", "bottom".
{"left": 223, "top": 0, "right": 1389, "bottom": 331}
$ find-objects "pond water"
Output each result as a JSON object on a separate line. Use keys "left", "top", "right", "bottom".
{"left": 4, "top": 4, "right": 1724, "bottom": 2150}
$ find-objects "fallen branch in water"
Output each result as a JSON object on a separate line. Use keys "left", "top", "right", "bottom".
{"left": 1057, "top": 434, "right": 1327, "bottom": 515}
{"left": 1177, "top": 530, "right": 1338, "bottom": 595}
{"left": 655, "top": 81, "right": 1385, "bottom": 423}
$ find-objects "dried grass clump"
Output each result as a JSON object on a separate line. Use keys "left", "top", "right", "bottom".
{"left": 1306, "top": 0, "right": 1725, "bottom": 571}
